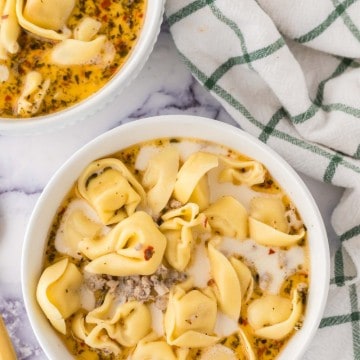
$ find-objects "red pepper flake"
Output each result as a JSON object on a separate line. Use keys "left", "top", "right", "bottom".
{"left": 109, "top": 65, "right": 117, "bottom": 74}
{"left": 239, "top": 317, "right": 248, "bottom": 325}
{"left": 101, "top": 0, "right": 111, "bottom": 9}
{"left": 268, "top": 248, "right": 275, "bottom": 255}
{"left": 257, "top": 347, "right": 266, "bottom": 357}
{"left": 5, "top": 95, "right": 12, "bottom": 102}
{"left": 207, "top": 278, "right": 215, "bottom": 286}
{"left": 144, "top": 246, "right": 154, "bottom": 261}
{"left": 203, "top": 216, "right": 208, "bottom": 228}
{"left": 1, "top": 14, "right": 8, "bottom": 20}
{"left": 102, "top": 14, "right": 108, "bottom": 22}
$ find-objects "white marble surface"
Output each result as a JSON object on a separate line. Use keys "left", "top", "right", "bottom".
{"left": 0, "top": 21, "right": 345, "bottom": 359}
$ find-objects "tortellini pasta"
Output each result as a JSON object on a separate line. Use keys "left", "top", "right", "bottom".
{"left": 219, "top": 156, "right": 266, "bottom": 186}
{"left": 230, "top": 256, "right": 254, "bottom": 303}
{"left": 54, "top": 199, "right": 103, "bottom": 259}
{"left": 142, "top": 146, "right": 180, "bottom": 214}
{"left": 238, "top": 327, "right": 256, "bottom": 360}
{"left": 204, "top": 196, "right": 248, "bottom": 240}
{"left": 247, "top": 285, "right": 306, "bottom": 340}
{"left": 16, "top": 0, "right": 73, "bottom": 40}
{"left": 208, "top": 240, "right": 242, "bottom": 320}
{"left": 249, "top": 216, "right": 305, "bottom": 247}
{"left": 250, "top": 197, "right": 289, "bottom": 233}
{"left": 86, "top": 292, "right": 151, "bottom": 347}
{"left": 22, "top": 0, "right": 75, "bottom": 30}
{"left": 71, "top": 310, "right": 94, "bottom": 342}
{"left": 36, "top": 258, "right": 82, "bottom": 334}
{"left": 164, "top": 280, "right": 219, "bottom": 347}
{"left": 189, "top": 175, "right": 211, "bottom": 211}
{"left": 77, "top": 158, "right": 146, "bottom": 225}
{"left": 1, "top": 0, "right": 20, "bottom": 54}
{"left": 84, "top": 211, "right": 167, "bottom": 276}
{"left": 50, "top": 36, "right": 115, "bottom": 67}
{"left": 73, "top": 314, "right": 123, "bottom": 355}
{"left": 161, "top": 203, "right": 209, "bottom": 271}
{"left": 37, "top": 138, "right": 309, "bottom": 360}
{"left": 249, "top": 196, "right": 306, "bottom": 246}
{"left": 84, "top": 324, "right": 122, "bottom": 355}
{"left": 73, "top": 17, "right": 102, "bottom": 42}
{"left": 173, "top": 151, "right": 218, "bottom": 204}
{"left": 72, "top": 294, "right": 152, "bottom": 355}
{"left": 132, "top": 332, "right": 188, "bottom": 360}
{"left": 16, "top": 71, "right": 50, "bottom": 117}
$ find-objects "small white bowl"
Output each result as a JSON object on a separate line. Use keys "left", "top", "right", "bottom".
{"left": 22, "top": 115, "right": 329, "bottom": 359}
{"left": 0, "top": 0, "right": 165, "bottom": 136}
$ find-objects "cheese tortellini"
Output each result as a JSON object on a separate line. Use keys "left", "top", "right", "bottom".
{"left": 16, "top": 71, "right": 50, "bottom": 117}
{"left": 132, "top": 332, "right": 188, "bottom": 360}
{"left": 249, "top": 217, "right": 305, "bottom": 247}
{"left": 73, "top": 17, "right": 102, "bottom": 42}
{"left": 249, "top": 196, "right": 306, "bottom": 247}
{"left": 23, "top": 0, "right": 75, "bottom": 30}
{"left": 208, "top": 240, "right": 242, "bottom": 320}
{"left": 84, "top": 211, "right": 167, "bottom": 276}
{"left": 143, "top": 146, "right": 180, "bottom": 214}
{"left": 77, "top": 158, "right": 146, "bottom": 225}
{"left": 37, "top": 139, "right": 309, "bottom": 360}
{"left": 1, "top": 0, "right": 20, "bottom": 54}
{"left": 36, "top": 258, "right": 82, "bottom": 334}
{"left": 50, "top": 36, "right": 116, "bottom": 67}
{"left": 219, "top": 156, "right": 266, "bottom": 186}
{"left": 230, "top": 256, "right": 254, "bottom": 304}
{"left": 54, "top": 199, "right": 103, "bottom": 259}
{"left": 86, "top": 293, "right": 152, "bottom": 347}
{"left": 164, "top": 280, "right": 219, "bottom": 347}
{"left": 247, "top": 285, "right": 306, "bottom": 340}
{"left": 72, "top": 294, "right": 152, "bottom": 355}
{"left": 173, "top": 151, "right": 218, "bottom": 204}
{"left": 161, "top": 203, "right": 209, "bottom": 271}
{"left": 250, "top": 197, "right": 289, "bottom": 233}
{"left": 16, "top": 0, "right": 73, "bottom": 40}
{"left": 204, "top": 196, "right": 248, "bottom": 240}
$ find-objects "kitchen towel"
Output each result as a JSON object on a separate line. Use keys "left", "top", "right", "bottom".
{"left": 165, "top": 0, "right": 360, "bottom": 358}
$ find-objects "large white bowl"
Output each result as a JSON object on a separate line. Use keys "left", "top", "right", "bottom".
{"left": 0, "top": 0, "right": 164, "bottom": 136}
{"left": 22, "top": 115, "right": 330, "bottom": 359}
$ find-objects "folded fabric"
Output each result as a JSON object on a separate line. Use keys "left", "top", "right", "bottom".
{"left": 165, "top": 1, "right": 360, "bottom": 359}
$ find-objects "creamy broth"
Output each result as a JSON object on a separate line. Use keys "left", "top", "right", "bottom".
{"left": 38, "top": 138, "right": 309, "bottom": 360}
{"left": 0, "top": 0, "right": 145, "bottom": 118}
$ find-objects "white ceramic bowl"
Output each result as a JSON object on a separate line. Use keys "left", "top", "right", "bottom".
{"left": 0, "top": 0, "right": 164, "bottom": 136}
{"left": 22, "top": 115, "right": 330, "bottom": 359}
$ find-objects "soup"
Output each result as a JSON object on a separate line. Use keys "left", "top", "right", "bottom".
{"left": 36, "top": 138, "right": 309, "bottom": 359}
{"left": 0, "top": 0, "right": 146, "bottom": 118}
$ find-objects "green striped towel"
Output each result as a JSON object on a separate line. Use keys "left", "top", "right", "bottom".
{"left": 165, "top": 0, "right": 360, "bottom": 358}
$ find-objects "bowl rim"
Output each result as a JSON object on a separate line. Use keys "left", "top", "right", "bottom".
{"left": 22, "top": 114, "right": 330, "bottom": 360}
{"left": 0, "top": 0, "right": 165, "bottom": 135}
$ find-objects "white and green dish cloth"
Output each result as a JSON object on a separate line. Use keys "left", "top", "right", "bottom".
{"left": 165, "top": 0, "right": 360, "bottom": 358}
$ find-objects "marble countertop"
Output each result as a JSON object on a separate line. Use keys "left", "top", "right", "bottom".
{"left": 0, "top": 22, "right": 344, "bottom": 359}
